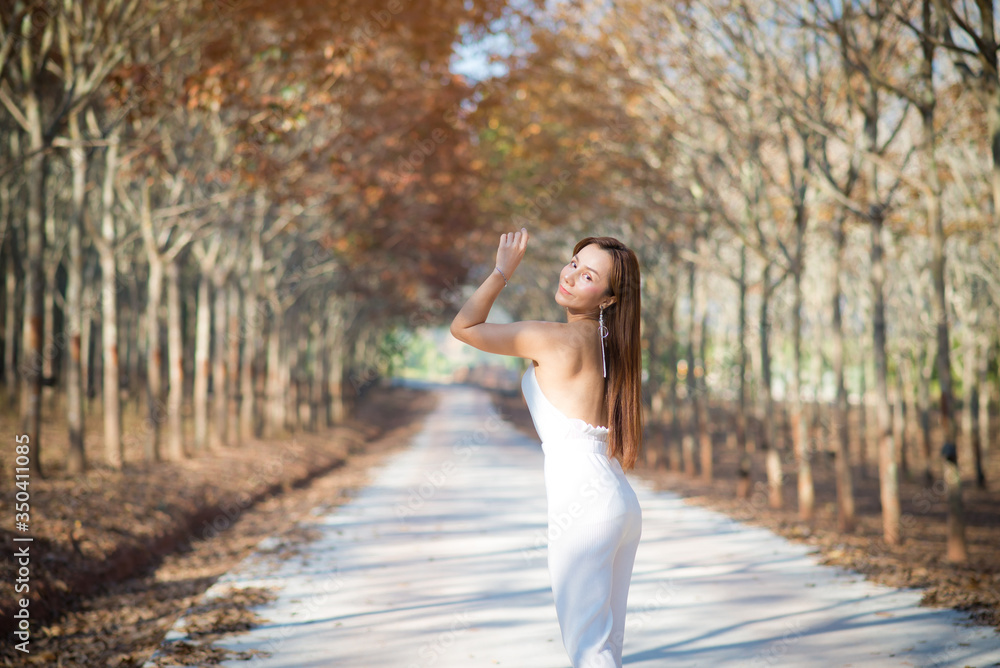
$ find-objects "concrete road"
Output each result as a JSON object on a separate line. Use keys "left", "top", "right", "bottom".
{"left": 146, "top": 384, "right": 1000, "bottom": 668}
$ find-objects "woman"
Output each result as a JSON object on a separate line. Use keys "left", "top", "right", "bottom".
{"left": 450, "top": 227, "right": 644, "bottom": 668}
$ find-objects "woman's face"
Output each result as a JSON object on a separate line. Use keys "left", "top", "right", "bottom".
{"left": 556, "top": 243, "right": 615, "bottom": 311}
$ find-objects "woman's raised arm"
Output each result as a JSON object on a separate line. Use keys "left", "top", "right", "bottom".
{"left": 450, "top": 228, "right": 562, "bottom": 360}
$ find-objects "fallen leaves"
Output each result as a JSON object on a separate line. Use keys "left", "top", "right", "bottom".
{"left": 0, "top": 385, "right": 438, "bottom": 667}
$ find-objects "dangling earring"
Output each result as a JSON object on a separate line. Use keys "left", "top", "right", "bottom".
{"left": 599, "top": 304, "right": 609, "bottom": 378}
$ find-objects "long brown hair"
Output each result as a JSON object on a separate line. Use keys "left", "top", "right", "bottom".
{"left": 573, "top": 236, "right": 643, "bottom": 471}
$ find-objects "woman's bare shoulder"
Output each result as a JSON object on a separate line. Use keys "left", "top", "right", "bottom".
{"left": 524, "top": 322, "right": 590, "bottom": 368}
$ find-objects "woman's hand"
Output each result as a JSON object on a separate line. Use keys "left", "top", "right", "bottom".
{"left": 496, "top": 227, "right": 528, "bottom": 279}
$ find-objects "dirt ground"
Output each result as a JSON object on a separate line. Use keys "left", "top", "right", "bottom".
{"left": 492, "top": 389, "right": 1000, "bottom": 634}
{"left": 0, "top": 383, "right": 438, "bottom": 667}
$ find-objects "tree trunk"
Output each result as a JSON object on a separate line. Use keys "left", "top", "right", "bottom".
{"left": 227, "top": 281, "right": 241, "bottom": 443}
{"left": 871, "top": 210, "right": 900, "bottom": 545}
{"left": 139, "top": 178, "right": 168, "bottom": 462}
{"left": 865, "top": 74, "right": 900, "bottom": 545}
{"left": 832, "top": 212, "right": 855, "bottom": 531}
{"left": 327, "top": 299, "right": 346, "bottom": 425}
{"left": 240, "top": 206, "right": 264, "bottom": 441}
{"left": 4, "top": 235, "right": 16, "bottom": 392}
{"left": 42, "top": 193, "right": 57, "bottom": 413}
{"left": 279, "top": 323, "right": 292, "bottom": 431}
{"left": 65, "top": 111, "right": 87, "bottom": 474}
{"left": 918, "top": 339, "right": 934, "bottom": 485}
{"left": 20, "top": 87, "right": 46, "bottom": 478}
{"left": 961, "top": 324, "right": 977, "bottom": 482}
{"left": 297, "top": 320, "right": 313, "bottom": 430}
{"left": 736, "top": 245, "right": 751, "bottom": 499}
{"left": 0, "top": 166, "right": 10, "bottom": 394}
{"left": 683, "top": 234, "right": 698, "bottom": 478}
{"left": 760, "top": 265, "right": 782, "bottom": 509}
{"left": 697, "top": 266, "right": 711, "bottom": 482}
{"left": 979, "top": 12, "right": 1000, "bottom": 346}
{"left": 895, "top": 367, "right": 908, "bottom": 477}
{"left": 665, "top": 265, "right": 680, "bottom": 459}
{"left": 644, "top": 298, "right": 667, "bottom": 469}
{"left": 266, "top": 309, "right": 285, "bottom": 437}
{"left": 856, "top": 360, "right": 868, "bottom": 472}
{"left": 100, "top": 130, "right": 122, "bottom": 468}
{"left": 923, "top": 0, "right": 966, "bottom": 559}
{"left": 977, "top": 335, "right": 992, "bottom": 479}
{"left": 902, "top": 354, "right": 920, "bottom": 479}
{"left": 651, "top": 264, "right": 680, "bottom": 470}
{"left": 352, "top": 328, "right": 368, "bottom": 394}
{"left": 193, "top": 272, "right": 212, "bottom": 452}
{"left": 645, "top": 282, "right": 662, "bottom": 421}
{"left": 935, "top": 265, "right": 967, "bottom": 562}
{"left": 90, "top": 314, "right": 104, "bottom": 396}
{"left": 81, "top": 278, "right": 93, "bottom": 406}
{"left": 963, "top": 329, "right": 987, "bottom": 489}
{"left": 287, "top": 324, "right": 300, "bottom": 431}
{"left": 212, "top": 273, "right": 228, "bottom": 448}
{"left": 166, "top": 258, "right": 185, "bottom": 460}
{"left": 118, "top": 281, "right": 130, "bottom": 414}
{"left": 697, "top": 328, "right": 711, "bottom": 480}
{"left": 125, "top": 276, "right": 141, "bottom": 414}
{"left": 313, "top": 315, "right": 326, "bottom": 432}
{"left": 93, "top": 316, "right": 103, "bottom": 403}
{"left": 345, "top": 327, "right": 362, "bottom": 414}
{"left": 240, "top": 284, "right": 259, "bottom": 441}
{"left": 648, "top": 336, "right": 663, "bottom": 423}
{"left": 145, "top": 252, "right": 164, "bottom": 461}
{"left": 792, "top": 225, "right": 812, "bottom": 521}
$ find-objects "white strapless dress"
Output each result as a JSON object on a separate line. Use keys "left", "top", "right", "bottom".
{"left": 521, "top": 363, "right": 642, "bottom": 668}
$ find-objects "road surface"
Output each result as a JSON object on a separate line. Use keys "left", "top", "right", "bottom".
{"left": 145, "top": 383, "right": 1000, "bottom": 668}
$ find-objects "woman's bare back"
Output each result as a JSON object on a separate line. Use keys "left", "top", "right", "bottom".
{"left": 530, "top": 321, "right": 608, "bottom": 429}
